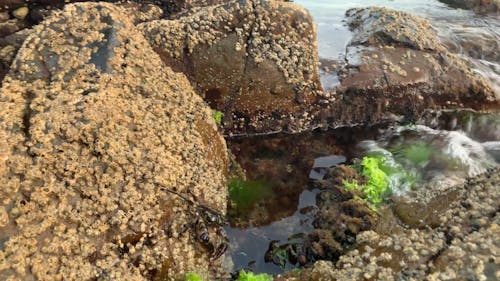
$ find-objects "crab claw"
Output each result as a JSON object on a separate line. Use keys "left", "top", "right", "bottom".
{"left": 211, "top": 242, "right": 228, "bottom": 260}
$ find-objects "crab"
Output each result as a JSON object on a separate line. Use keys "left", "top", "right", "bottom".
{"left": 161, "top": 187, "right": 229, "bottom": 260}
{"left": 193, "top": 205, "right": 229, "bottom": 261}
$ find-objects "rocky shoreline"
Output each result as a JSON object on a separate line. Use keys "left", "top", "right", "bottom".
{"left": 281, "top": 168, "right": 500, "bottom": 281}
{"left": 0, "top": 0, "right": 499, "bottom": 280}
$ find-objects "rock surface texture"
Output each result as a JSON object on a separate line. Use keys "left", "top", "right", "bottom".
{"left": 140, "top": 0, "right": 322, "bottom": 135}
{"left": 439, "top": 0, "right": 500, "bottom": 13}
{"left": 317, "top": 7, "right": 499, "bottom": 129}
{"left": 0, "top": 3, "right": 228, "bottom": 280}
{"left": 282, "top": 168, "right": 500, "bottom": 281}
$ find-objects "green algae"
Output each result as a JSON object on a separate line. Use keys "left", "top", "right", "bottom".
{"left": 184, "top": 272, "right": 203, "bottom": 281}
{"left": 228, "top": 179, "right": 273, "bottom": 211}
{"left": 344, "top": 156, "right": 390, "bottom": 204}
{"left": 236, "top": 270, "right": 273, "bottom": 281}
{"left": 212, "top": 110, "right": 224, "bottom": 125}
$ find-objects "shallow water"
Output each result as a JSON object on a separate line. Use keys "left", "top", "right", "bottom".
{"left": 225, "top": 112, "right": 500, "bottom": 274}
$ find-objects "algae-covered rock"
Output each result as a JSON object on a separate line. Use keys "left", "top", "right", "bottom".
{"left": 140, "top": 0, "right": 322, "bottom": 135}
{"left": 0, "top": 2, "right": 228, "bottom": 280}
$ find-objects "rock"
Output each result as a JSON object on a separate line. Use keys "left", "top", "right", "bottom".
{"left": 12, "top": 6, "right": 28, "bottom": 20}
{"left": 346, "top": 7, "right": 444, "bottom": 52}
{"left": 0, "top": 12, "right": 9, "bottom": 22}
{"left": 438, "top": 0, "right": 500, "bottom": 13}
{"left": 281, "top": 168, "right": 500, "bottom": 281}
{"left": 119, "top": 2, "right": 164, "bottom": 24}
{"left": 0, "top": 18, "right": 26, "bottom": 37}
{"left": 0, "top": 0, "right": 25, "bottom": 11}
{"left": 442, "top": 26, "right": 500, "bottom": 62}
{"left": 274, "top": 165, "right": 379, "bottom": 266}
{"left": 140, "top": 0, "right": 322, "bottom": 135}
{"left": 320, "top": 7, "right": 499, "bottom": 129}
{"left": 0, "top": 29, "right": 32, "bottom": 86}
{"left": 0, "top": 2, "right": 228, "bottom": 280}
{"left": 161, "top": 0, "right": 231, "bottom": 17}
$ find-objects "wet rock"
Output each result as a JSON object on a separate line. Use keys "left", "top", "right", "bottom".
{"left": 443, "top": 26, "right": 500, "bottom": 62}
{"left": 392, "top": 189, "right": 460, "bottom": 228}
{"left": 281, "top": 168, "right": 500, "bottom": 280}
{"left": 0, "top": 2, "right": 228, "bottom": 280}
{"left": 140, "top": 0, "right": 322, "bottom": 135}
{"left": 292, "top": 166, "right": 378, "bottom": 263}
{"left": 439, "top": 0, "right": 500, "bottom": 13}
{"left": 320, "top": 7, "right": 499, "bottom": 130}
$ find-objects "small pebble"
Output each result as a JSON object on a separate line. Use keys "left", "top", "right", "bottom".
{"left": 12, "top": 7, "right": 29, "bottom": 20}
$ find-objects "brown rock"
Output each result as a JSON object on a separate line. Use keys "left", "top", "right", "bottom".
{"left": 320, "top": 7, "right": 499, "bottom": 129}
{"left": 438, "top": 0, "right": 500, "bottom": 13}
{"left": 0, "top": 2, "right": 227, "bottom": 280}
{"left": 0, "top": 18, "right": 26, "bottom": 37}
{"left": 140, "top": 0, "right": 322, "bottom": 135}
{"left": 0, "top": 0, "right": 25, "bottom": 11}
{"left": 0, "top": 12, "right": 9, "bottom": 22}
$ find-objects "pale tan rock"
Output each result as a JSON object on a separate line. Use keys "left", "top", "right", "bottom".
{"left": 12, "top": 6, "right": 28, "bottom": 20}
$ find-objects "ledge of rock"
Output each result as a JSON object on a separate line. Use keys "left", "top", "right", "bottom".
{"left": 140, "top": 0, "right": 323, "bottom": 135}
{"left": 0, "top": 2, "right": 228, "bottom": 280}
{"left": 316, "top": 7, "right": 499, "bottom": 129}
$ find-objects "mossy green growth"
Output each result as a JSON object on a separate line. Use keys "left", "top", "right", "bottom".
{"left": 212, "top": 110, "right": 224, "bottom": 126}
{"left": 344, "top": 156, "right": 390, "bottom": 204}
{"left": 236, "top": 271, "right": 273, "bottom": 281}
{"left": 184, "top": 272, "right": 202, "bottom": 281}
{"left": 228, "top": 179, "right": 273, "bottom": 210}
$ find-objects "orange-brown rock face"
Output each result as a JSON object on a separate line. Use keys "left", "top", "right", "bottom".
{"left": 0, "top": 3, "right": 228, "bottom": 280}
{"left": 140, "top": 0, "right": 323, "bottom": 135}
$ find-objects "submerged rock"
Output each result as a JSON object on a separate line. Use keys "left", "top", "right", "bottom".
{"left": 0, "top": 3, "right": 228, "bottom": 280}
{"left": 140, "top": 0, "right": 322, "bottom": 135}
{"left": 297, "top": 165, "right": 378, "bottom": 264}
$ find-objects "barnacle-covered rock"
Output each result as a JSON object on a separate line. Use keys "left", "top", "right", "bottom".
{"left": 140, "top": 0, "right": 322, "bottom": 135}
{"left": 0, "top": 2, "right": 228, "bottom": 280}
{"left": 319, "top": 7, "right": 499, "bottom": 130}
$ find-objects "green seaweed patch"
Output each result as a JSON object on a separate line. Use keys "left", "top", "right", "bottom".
{"left": 394, "top": 141, "right": 432, "bottom": 167}
{"left": 212, "top": 110, "right": 224, "bottom": 126}
{"left": 236, "top": 270, "right": 273, "bottom": 281}
{"left": 184, "top": 272, "right": 203, "bottom": 281}
{"left": 228, "top": 179, "right": 273, "bottom": 211}
{"left": 344, "top": 156, "right": 390, "bottom": 204}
